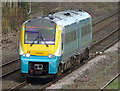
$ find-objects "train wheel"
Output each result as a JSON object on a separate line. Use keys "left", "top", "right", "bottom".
{"left": 80, "top": 48, "right": 89, "bottom": 63}
{"left": 82, "top": 48, "right": 89, "bottom": 60}
{"left": 70, "top": 56, "right": 75, "bottom": 67}
{"left": 80, "top": 54, "right": 84, "bottom": 63}
{"left": 79, "top": 53, "right": 83, "bottom": 63}
{"left": 57, "top": 65, "right": 63, "bottom": 76}
{"left": 84, "top": 48, "right": 89, "bottom": 60}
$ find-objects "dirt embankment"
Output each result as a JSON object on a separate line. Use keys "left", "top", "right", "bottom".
{"left": 46, "top": 42, "right": 118, "bottom": 89}
{"left": 2, "top": 31, "right": 19, "bottom": 63}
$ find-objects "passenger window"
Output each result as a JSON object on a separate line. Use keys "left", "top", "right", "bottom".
{"left": 65, "top": 30, "right": 76, "bottom": 44}
{"left": 81, "top": 24, "right": 91, "bottom": 37}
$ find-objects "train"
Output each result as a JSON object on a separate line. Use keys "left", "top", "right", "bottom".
{"left": 19, "top": 9, "right": 92, "bottom": 78}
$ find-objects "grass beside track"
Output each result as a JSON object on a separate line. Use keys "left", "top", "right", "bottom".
{"left": 105, "top": 76, "right": 119, "bottom": 89}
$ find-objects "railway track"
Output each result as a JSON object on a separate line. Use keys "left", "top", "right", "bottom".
{"left": 92, "top": 11, "right": 118, "bottom": 26}
{"left": 91, "top": 28, "right": 119, "bottom": 53}
{"left": 93, "top": 18, "right": 118, "bottom": 34}
{"left": 0, "top": 58, "right": 20, "bottom": 77}
{"left": 2, "top": 11, "right": 119, "bottom": 90}
{"left": 100, "top": 73, "right": 120, "bottom": 91}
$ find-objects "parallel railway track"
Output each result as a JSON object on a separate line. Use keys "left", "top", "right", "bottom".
{"left": 91, "top": 28, "right": 119, "bottom": 53}
{"left": 92, "top": 11, "right": 118, "bottom": 26}
{"left": 100, "top": 73, "right": 120, "bottom": 91}
{"left": 0, "top": 58, "right": 20, "bottom": 77}
{"left": 2, "top": 11, "right": 119, "bottom": 90}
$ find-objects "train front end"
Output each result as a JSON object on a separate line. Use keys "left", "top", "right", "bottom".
{"left": 19, "top": 18, "right": 62, "bottom": 78}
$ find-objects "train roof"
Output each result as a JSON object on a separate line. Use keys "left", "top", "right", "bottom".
{"left": 25, "top": 9, "right": 91, "bottom": 27}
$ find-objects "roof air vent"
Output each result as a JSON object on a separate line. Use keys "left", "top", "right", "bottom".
{"left": 49, "top": 16, "right": 54, "bottom": 20}
{"left": 79, "top": 9, "right": 84, "bottom": 12}
{"left": 64, "top": 13, "right": 71, "bottom": 16}
{"left": 49, "top": 12, "right": 55, "bottom": 15}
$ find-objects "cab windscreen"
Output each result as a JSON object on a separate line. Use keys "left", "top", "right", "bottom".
{"left": 24, "top": 19, "right": 56, "bottom": 45}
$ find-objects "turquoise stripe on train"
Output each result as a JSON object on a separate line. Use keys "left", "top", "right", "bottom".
{"left": 20, "top": 55, "right": 61, "bottom": 74}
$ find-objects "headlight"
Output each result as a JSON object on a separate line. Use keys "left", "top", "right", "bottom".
{"left": 26, "top": 53, "right": 30, "bottom": 57}
{"left": 22, "top": 53, "right": 30, "bottom": 57}
{"left": 48, "top": 54, "right": 55, "bottom": 58}
{"left": 22, "top": 53, "right": 26, "bottom": 56}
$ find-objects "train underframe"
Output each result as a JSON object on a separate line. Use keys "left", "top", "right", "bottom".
{"left": 57, "top": 47, "right": 89, "bottom": 76}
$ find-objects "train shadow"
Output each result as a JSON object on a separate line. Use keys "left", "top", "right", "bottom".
{"left": 26, "top": 77, "right": 53, "bottom": 85}
{"left": 2, "top": 72, "right": 25, "bottom": 82}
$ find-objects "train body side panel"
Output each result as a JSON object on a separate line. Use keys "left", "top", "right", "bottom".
{"left": 62, "top": 23, "right": 78, "bottom": 60}
{"left": 62, "top": 17, "right": 92, "bottom": 60}
{"left": 78, "top": 17, "right": 92, "bottom": 51}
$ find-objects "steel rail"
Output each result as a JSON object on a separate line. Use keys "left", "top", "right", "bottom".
{"left": 8, "top": 81, "right": 27, "bottom": 91}
{"left": 0, "top": 58, "right": 19, "bottom": 67}
{"left": 1, "top": 57, "right": 20, "bottom": 78}
{"left": 0, "top": 68, "right": 20, "bottom": 78}
{"left": 99, "top": 73, "right": 120, "bottom": 91}
{"left": 92, "top": 11, "right": 118, "bottom": 26}
{"left": 91, "top": 28, "right": 119, "bottom": 47}
{"left": 93, "top": 18, "right": 118, "bottom": 34}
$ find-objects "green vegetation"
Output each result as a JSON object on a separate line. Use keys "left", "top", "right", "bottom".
{"left": 2, "top": 2, "right": 118, "bottom": 34}
{"left": 2, "top": 2, "right": 29, "bottom": 33}
{"left": 106, "top": 76, "right": 119, "bottom": 89}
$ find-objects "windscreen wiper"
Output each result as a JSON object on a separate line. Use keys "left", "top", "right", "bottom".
{"left": 30, "top": 36, "right": 39, "bottom": 46}
{"left": 39, "top": 36, "right": 49, "bottom": 47}
{"left": 30, "top": 32, "right": 49, "bottom": 47}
